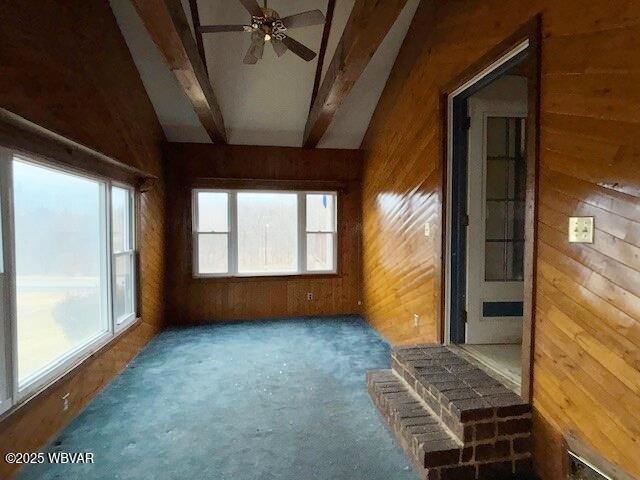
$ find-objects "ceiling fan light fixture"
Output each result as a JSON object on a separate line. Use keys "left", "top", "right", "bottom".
{"left": 264, "top": 34, "right": 272, "bottom": 42}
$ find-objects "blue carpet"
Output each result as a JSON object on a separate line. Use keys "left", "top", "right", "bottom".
{"left": 18, "top": 316, "right": 418, "bottom": 480}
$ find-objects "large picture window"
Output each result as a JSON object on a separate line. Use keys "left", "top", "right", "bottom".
{"left": 0, "top": 147, "right": 138, "bottom": 409}
{"left": 193, "top": 190, "right": 337, "bottom": 277}
{"left": 13, "top": 159, "right": 110, "bottom": 386}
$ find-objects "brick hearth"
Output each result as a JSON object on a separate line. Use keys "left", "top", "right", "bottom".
{"left": 367, "top": 345, "right": 533, "bottom": 480}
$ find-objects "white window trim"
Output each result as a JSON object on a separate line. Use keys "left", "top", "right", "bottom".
{"left": 304, "top": 191, "right": 338, "bottom": 275}
{"left": 0, "top": 147, "right": 15, "bottom": 416}
{"left": 112, "top": 184, "right": 137, "bottom": 331}
{"left": 193, "top": 189, "right": 338, "bottom": 278}
{"left": 0, "top": 146, "right": 140, "bottom": 415}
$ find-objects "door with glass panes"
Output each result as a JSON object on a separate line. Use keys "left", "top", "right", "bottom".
{"left": 465, "top": 97, "right": 527, "bottom": 344}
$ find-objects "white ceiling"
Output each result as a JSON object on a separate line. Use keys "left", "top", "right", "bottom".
{"left": 110, "top": 0, "right": 419, "bottom": 148}
{"left": 318, "top": 0, "right": 420, "bottom": 149}
{"left": 109, "top": 0, "right": 210, "bottom": 143}
{"left": 199, "top": 0, "right": 328, "bottom": 147}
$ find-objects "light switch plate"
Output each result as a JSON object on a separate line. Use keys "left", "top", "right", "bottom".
{"left": 569, "top": 217, "right": 594, "bottom": 243}
{"left": 424, "top": 222, "right": 430, "bottom": 238}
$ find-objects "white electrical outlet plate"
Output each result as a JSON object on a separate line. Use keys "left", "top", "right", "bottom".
{"left": 569, "top": 217, "right": 594, "bottom": 243}
{"left": 424, "top": 222, "right": 430, "bottom": 238}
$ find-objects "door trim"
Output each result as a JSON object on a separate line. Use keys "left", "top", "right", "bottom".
{"left": 441, "top": 17, "right": 541, "bottom": 402}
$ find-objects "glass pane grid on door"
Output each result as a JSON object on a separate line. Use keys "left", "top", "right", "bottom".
{"left": 485, "top": 117, "right": 526, "bottom": 282}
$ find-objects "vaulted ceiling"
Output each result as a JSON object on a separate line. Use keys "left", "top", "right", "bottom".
{"left": 110, "top": 0, "right": 419, "bottom": 148}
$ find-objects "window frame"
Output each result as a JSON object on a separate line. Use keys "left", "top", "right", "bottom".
{"left": 111, "top": 183, "right": 137, "bottom": 330}
{"left": 192, "top": 189, "right": 338, "bottom": 278}
{"left": 0, "top": 147, "right": 15, "bottom": 416}
{"left": 304, "top": 192, "right": 338, "bottom": 274}
{"left": 192, "top": 189, "right": 233, "bottom": 277}
{"left": 0, "top": 145, "right": 140, "bottom": 412}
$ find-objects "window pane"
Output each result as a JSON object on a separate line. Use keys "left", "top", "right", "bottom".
{"left": 198, "top": 233, "right": 228, "bottom": 274}
{"left": 237, "top": 193, "right": 298, "bottom": 274}
{"left": 307, "top": 233, "right": 334, "bottom": 271}
{"left": 486, "top": 117, "right": 508, "bottom": 157}
{"left": 111, "top": 186, "right": 130, "bottom": 253}
{"left": 197, "top": 192, "right": 228, "bottom": 232}
{"left": 306, "top": 194, "right": 335, "bottom": 232}
{"left": 114, "top": 253, "right": 134, "bottom": 323}
{"left": 13, "top": 159, "right": 108, "bottom": 385}
{"left": 486, "top": 159, "right": 508, "bottom": 199}
{"left": 484, "top": 117, "right": 526, "bottom": 282}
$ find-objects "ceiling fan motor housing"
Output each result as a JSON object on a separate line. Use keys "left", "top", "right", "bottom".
{"left": 251, "top": 8, "right": 287, "bottom": 40}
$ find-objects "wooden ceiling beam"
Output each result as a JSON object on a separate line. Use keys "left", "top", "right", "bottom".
{"left": 309, "top": 0, "right": 336, "bottom": 108}
{"left": 188, "top": 0, "right": 208, "bottom": 73}
{"left": 303, "top": 0, "right": 408, "bottom": 148}
{"left": 131, "top": 0, "right": 227, "bottom": 143}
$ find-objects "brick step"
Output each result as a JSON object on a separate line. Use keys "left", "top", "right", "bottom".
{"left": 391, "top": 345, "right": 531, "bottom": 445}
{"left": 367, "top": 369, "right": 532, "bottom": 479}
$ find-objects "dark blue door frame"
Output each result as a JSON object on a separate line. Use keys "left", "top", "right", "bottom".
{"left": 448, "top": 49, "right": 529, "bottom": 345}
{"left": 449, "top": 97, "right": 469, "bottom": 344}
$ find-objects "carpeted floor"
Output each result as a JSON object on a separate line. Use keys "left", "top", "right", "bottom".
{"left": 18, "top": 316, "right": 418, "bottom": 480}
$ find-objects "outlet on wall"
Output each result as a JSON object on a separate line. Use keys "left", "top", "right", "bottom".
{"left": 62, "top": 393, "right": 70, "bottom": 412}
{"left": 413, "top": 314, "right": 421, "bottom": 327}
{"left": 307, "top": 292, "right": 315, "bottom": 301}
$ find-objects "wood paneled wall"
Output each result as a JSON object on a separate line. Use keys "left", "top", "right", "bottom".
{"left": 361, "top": 1, "right": 640, "bottom": 478}
{"left": 164, "top": 143, "right": 363, "bottom": 325}
{"left": 0, "top": 1, "right": 166, "bottom": 477}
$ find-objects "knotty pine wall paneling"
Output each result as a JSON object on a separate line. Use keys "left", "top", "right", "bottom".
{"left": 164, "top": 143, "right": 363, "bottom": 325}
{"left": 361, "top": 1, "right": 640, "bottom": 478}
{"left": 0, "top": 1, "right": 167, "bottom": 477}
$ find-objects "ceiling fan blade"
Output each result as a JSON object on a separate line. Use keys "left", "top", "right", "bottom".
{"left": 199, "top": 24, "right": 250, "bottom": 33}
{"left": 281, "top": 35, "right": 317, "bottom": 62}
{"left": 281, "top": 9, "right": 325, "bottom": 29}
{"left": 272, "top": 38, "right": 288, "bottom": 57}
{"left": 238, "top": 0, "right": 263, "bottom": 18}
{"left": 243, "top": 33, "right": 265, "bottom": 64}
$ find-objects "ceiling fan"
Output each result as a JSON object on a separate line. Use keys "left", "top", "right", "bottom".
{"left": 199, "top": 0, "right": 325, "bottom": 64}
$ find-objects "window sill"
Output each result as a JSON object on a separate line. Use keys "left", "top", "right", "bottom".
{"left": 0, "top": 316, "right": 142, "bottom": 423}
{"left": 193, "top": 273, "right": 341, "bottom": 282}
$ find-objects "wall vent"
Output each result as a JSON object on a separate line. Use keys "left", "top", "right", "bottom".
{"left": 568, "top": 452, "right": 611, "bottom": 480}
{"left": 564, "top": 432, "right": 633, "bottom": 480}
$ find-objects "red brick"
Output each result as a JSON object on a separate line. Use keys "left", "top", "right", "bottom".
{"left": 474, "top": 422, "right": 496, "bottom": 441}
{"left": 439, "top": 465, "right": 476, "bottom": 480}
{"left": 478, "top": 460, "right": 513, "bottom": 477}
{"left": 460, "top": 447, "right": 473, "bottom": 463}
{"left": 497, "top": 417, "right": 531, "bottom": 436}
{"left": 425, "top": 468, "right": 441, "bottom": 480}
{"left": 514, "top": 457, "right": 534, "bottom": 474}
{"left": 424, "top": 448, "right": 462, "bottom": 468}
{"left": 475, "top": 440, "right": 510, "bottom": 461}
{"left": 513, "top": 436, "right": 532, "bottom": 454}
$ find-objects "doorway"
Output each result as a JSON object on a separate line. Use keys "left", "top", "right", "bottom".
{"left": 444, "top": 26, "right": 540, "bottom": 398}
